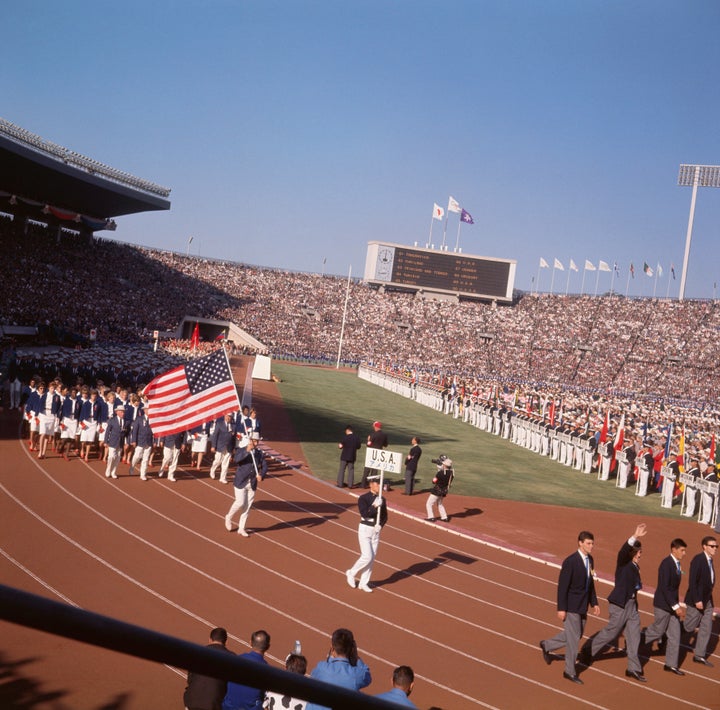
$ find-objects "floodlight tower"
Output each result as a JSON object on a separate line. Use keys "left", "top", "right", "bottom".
{"left": 677, "top": 164, "right": 720, "bottom": 301}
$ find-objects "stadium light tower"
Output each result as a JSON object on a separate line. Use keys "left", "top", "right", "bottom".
{"left": 677, "top": 164, "right": 720, "bottom": 301}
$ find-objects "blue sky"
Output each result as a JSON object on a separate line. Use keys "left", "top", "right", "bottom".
{"left": 4, "top": 1, "right": 720, "bottom": 298}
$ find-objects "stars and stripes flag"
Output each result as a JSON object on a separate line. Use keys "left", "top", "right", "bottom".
{"left": 143, "top": 348, "right": 239, "bottom": 437}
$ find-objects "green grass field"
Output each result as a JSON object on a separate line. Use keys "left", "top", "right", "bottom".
{"left": 272, "top": 363, "right": 681, "bottom": 518}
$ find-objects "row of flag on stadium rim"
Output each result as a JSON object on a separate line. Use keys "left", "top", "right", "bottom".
{"left": 536, "top": 257, "right": 680, "bottom": 298}
{"left": 428, "top": 196, "right": 474, "bottom": 251}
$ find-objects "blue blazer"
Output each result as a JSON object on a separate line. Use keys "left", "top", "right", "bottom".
{"left": 684, "top": 552, "right": 715, "bottom": 608}
{"left": 557, "top": 550, "right": 598, "bottom": 615}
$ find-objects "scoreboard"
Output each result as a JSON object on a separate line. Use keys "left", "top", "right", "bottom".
{"left": 364, "top": 241, "right": 516, "bottom": 302}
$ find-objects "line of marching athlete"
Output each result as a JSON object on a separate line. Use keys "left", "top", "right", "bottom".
{"left": 22, "top": 378, "right": 262, "bottom": 481}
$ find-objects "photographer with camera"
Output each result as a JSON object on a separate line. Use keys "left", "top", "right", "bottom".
{"left": 425, "top": 455, "right": 455, "bottom": 522}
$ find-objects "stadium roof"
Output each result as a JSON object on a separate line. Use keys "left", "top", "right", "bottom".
{"left": 0, "top": 117, "right": 171, "bottom": 220}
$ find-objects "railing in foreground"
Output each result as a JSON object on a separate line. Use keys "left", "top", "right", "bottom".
{"left": 0, "top": 584, "right": 408, "bottom": 709}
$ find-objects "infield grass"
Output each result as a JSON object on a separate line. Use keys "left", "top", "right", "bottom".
{"left": 272, "top": 363, "right": 682, "bottom": 518}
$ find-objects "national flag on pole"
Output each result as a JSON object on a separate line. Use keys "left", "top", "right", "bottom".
{"left": 630, "top": 262, "right": 635, "bottom": 278}
{"left": 670, "top": 263, "right": 676, "bottom": 280}
{"left": 432, "top": 203, "right": 444, "bottom": 220}
{"left": 598, "top": 260, "right": 611, "bottom": 272}
{"left": 143, "top": 349, "right": 240, "bottom": 437}
{"left": 643, "top": 262, "right": 653, "bottom": 277}
{"left": 614, "top": 262, "right": 620, "bottom": 275}
{"left": 549, "top": 399, "right": 556, "bottom": 426}
{"left": 599, "top": 410, "right": 609, "bottom": 444}
{"left": 460, "top": 208, "right": 474, "bottom": 224}
{"left": 215, "top": 331, "right": 227, "bottom": 341}
{"left": 663, "top": 423, "right": 673, "bottom": 461}
{"left": 553, "top": 258, "right": 564, "bottom": 270}
{"left": 657, "top": 263, "right": 663, "bottom": 277}
{"left": 584, "top": 260, "right": 596, "bottom": 271}
{"left": 448, "top": 196, "right": 461, "bottom": 213}
{"left": 539, "top": 257, "right": 549, "bottom": 268}
{"left": 190, "top": 322, "right": 200, "bottom": 350}
{"left": 569, "top": 259, "right": 578, "bottom": 272}
{"left": 612, "top": 413, "right": 625, "bottom": 470}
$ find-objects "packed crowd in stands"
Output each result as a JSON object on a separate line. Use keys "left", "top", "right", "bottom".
{"left": 2, "top": 220, "right": 720, "bottom": 423}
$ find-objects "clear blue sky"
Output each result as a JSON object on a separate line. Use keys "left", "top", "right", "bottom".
{"left": 4, "top": 1, "right": 720, "bottom": 298}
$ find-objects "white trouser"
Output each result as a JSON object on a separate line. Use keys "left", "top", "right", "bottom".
{"left": 210, "top": 450, "right": 232, "bottom": 480}
{"left": 131, "top": 445, "right": 152, "bottom": 478}
{"left": 348, "top": 523, "right": 381, "bottom": 587}
{"left": 227, "top": 480, "right": 255, "bottom": 532}
{"left": 161, "top": 446, "right": 181, "bottom": 477}
{"left": 105, "top": 446, "right": 121, "bottom": 478}
{"left": 426, "top": 494, "right": 448, "bottom": 520}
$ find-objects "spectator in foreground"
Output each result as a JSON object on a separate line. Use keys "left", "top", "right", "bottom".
{"left": 264, "top": 653, "right": 307, "bottom": 710}
{"left": 222, "top": 629, "right": 271, "bottom": 710}
{"left": 306, "top": 628, "right": 371, "bottom": 710}
{"left": 375, "top": 665, "right": 417, "bottom": 707}
{"left": 184, "top": 627, "right": 234, "bottom": 710}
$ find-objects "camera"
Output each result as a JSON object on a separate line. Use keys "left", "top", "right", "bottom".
{"left": 431, "top": 455, "right": 447, "bottom": 465}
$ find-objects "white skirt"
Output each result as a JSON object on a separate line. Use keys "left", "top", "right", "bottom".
{"left": 80, "top": 421, "right": 98, "bottom": 442}
{"left": 191, "top": 434, "right": 208, "bottom": 453}
{"left": 61, "top": 418, "right": 78, "bottom": 439}
{"left": 38, "top": 413, "right": 57, "bottom": 436}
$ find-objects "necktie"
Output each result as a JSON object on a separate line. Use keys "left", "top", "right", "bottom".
{"left": 676, "top": 560, "right": 681, "bottom": 576}
{"left": 585, "top": 556, "right": 590, "bottom": 590}
{"left": 710, "top": 558, "right": 715, "bottom": 585}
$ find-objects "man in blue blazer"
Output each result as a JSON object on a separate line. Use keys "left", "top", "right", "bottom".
{"left": 540, "top": 531, "right": 600, "bottom": 684}
{"left": 683, "top": 535, "right": 717, "bottom": 667}
{"left": 642, "top": 538, "right": 688, "bottom": 675}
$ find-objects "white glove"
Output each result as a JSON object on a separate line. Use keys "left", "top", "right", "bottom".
{"left": 374, "top": 524, "right": 382, "bottom": 533}
{"left": 371, "top": 497, "right": 382, "bottom": 508}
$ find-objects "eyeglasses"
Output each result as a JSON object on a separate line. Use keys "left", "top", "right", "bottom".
{"left": 706, "top": 544, "right": 718, "bottom": 548}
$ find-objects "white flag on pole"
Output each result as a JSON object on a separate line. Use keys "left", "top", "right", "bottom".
{"left": 447, "top": 196, "right": 461, "bottom": 213}
{"left": 584, "top": 260, "right": 596, "bottom": 271}
{"left": 598, "top": 260, "right": 611, "bottom": 272}
{"left": 553, "top": 258, "right": 564, "bottom": 270}
{"left": 432, "top": 203, "right": 444, "bottom": 220}
{"left": 539, "top": 257, "right": 549, "bottom": 268}
{"left": 569, "top": 259, "right": 578, "bottom": 272}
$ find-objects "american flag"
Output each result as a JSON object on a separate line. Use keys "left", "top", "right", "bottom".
{"left": 143, "top": 349, "right": 239, "bottom": 437}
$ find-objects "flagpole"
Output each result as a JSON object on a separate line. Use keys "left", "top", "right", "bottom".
{"left": 580, "top": 268, "right": 587, "bottom": 296}
{"left": 441, "top": 212, "right": 449, "bottom": 249}
{"left": 454, "top": 221, "right": 462, "bottom": 251}
{"left": 609, "top": 265, "right": 616, "bottom": 295}
{"left": 549, "top": 266, "right": 556, "bottom": 295}
{"left": 565, "top": 261, "right": 571, "bottom": 295}
{"left": 653, "top": 265, "right": 659, "bottom": 298}
{"left": 336, "top": 265, "right": 352, "bottom": 369}
{"left": 428, "top": 209, "right": 435, "bottom": 247}
{"left": 535, "top": 263, "right": 541, "bottom": 295}
{"left": 594, "top": 266, "right": 600, "bottom": 296}
{"left": 625, "top": 268, "right": 631, "bottom": 297}
{"left": 219, "top": 342, "right": 241, "bottom": 411}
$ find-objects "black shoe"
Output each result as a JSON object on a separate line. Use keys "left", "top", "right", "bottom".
{"left": 539, "top": 641, "right": 552, "bottom": 666}
{"left": 563, "top": 672, "right": 583, "bottom": 685}
{"left": 425, "top": 517, "right": 436, "bottom": 522}
{"left": 693, "top": 656, "right": 714, "bottom": 667}
{"left": 625, "top": 670, "right": 647, "bottom": 683}
{"left": 663, "top": 665, "right": 685, "bottom": 676}
{"left": 577, "top": 647, "right": 592, "bottom": 667}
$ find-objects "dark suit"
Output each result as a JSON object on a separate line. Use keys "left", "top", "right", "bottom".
{"left": 644, "top": 554, "right": 684, "bottom": 667}
{"left": 337, "top": 431, "right": 362, "bottom": 487}
{"left": 588, "top": 539, "right": 643, "bottom": 673}
{"left": 683, "top": 551, "right": 716, "bottom": 658}
{"left": 543, "top": 550, "right": 597, "bottom": 677}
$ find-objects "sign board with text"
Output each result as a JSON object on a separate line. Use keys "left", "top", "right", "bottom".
{"left": 364, "top": 448, "right": 403, "bottom": 474}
